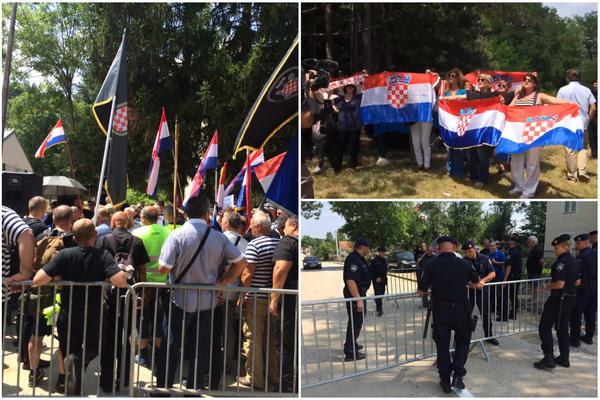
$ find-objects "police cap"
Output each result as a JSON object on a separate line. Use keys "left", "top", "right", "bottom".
{"left": 574, "top": 233, "right": 589, "bottom": 241}
{"left": 355, "top": 238, "right": 371, "bottom": 248}
{"left": 437, "top": 236, "right": 457, "bottom": 245}
{"left": 461, "top": 240, "right": 476, "bottom": 250}
{"left": 509, "top": 235, "right": 520, "bottom": 244}
{"left": 590, "top": 230, "right": 597, "bottom": 236}
{"left": 377, "top": 246, "right": 387, "bottom": 252}
{"left": 551, "top": 234, "right": 571, "bottom": 246}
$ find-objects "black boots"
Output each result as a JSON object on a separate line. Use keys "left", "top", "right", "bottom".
{"left": 451, "top": 375, "right": 465, "bottom": 389}
{"left": 554, "top": 354, "right": 570, "bottom": 368}
{"left": 440, "top": 378, "right": 452, "bottom": 393}
{"left": 533, "top": 353, "right": 556, "bottom": 370}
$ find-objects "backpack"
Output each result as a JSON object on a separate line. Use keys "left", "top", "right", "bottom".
{"left": 106, "top": 235, "right": 137, "bottom": 285}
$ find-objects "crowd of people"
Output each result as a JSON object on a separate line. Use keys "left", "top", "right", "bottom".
{"left": 340, "top": 230, "right": 596, "bottom": 392}
{"left": 2, "top": 193, "right": 299, "bottom": 395}
{"left": 302, "top": 67, "right": 597, "bottom": 198}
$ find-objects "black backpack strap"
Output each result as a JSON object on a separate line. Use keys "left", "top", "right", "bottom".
{"left": 173, "top": 227, "right": 211, "bottom": 284}
{"left": 234, "top": 235, "right": 241, "bottom": 247}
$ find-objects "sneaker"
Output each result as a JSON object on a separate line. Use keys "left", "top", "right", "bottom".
{"left": 312, "top": 166, "right": 322, "bottom": 174}
{"left": 519, "top": 192, "right": 534, "bottom": 199}
{"left": 28, "top": 369, "right": 44, "bottom": 387}
{"left": 509, "top": 188, "right": 521, "bottom": 195}
{"left": 485, "top": 338, "right": 500, "bottom": 346}
{"left": 53, "top": 374, "right": 66, "bottom": 394}
{"left": 22, "top": 359, "right": 50, "bottom": 371}
{"left": 135, "top": 350, "right": 151, "bottom": 368}
{"left": 344, "top": 352, "right": 365, "bottom": 362}
{"left": 376, "top": 157, "right": 390, "bottom": 166}
{"left": 566, "top": 175, "right": 578, "bottom": 183}
{"left": 578, "top": 170, "right": 591, "bottom": 181}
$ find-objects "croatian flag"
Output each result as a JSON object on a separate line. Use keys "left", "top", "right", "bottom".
{"left": 496, "top": 103, "right": 584, "bottom": 154}
{"left": 464, "top": 70, "right": 531, "bottom": 93}
{"left": 254, "top": 152, "right": 286, "bottom": 192}
{"left": 438, "top": 98, "right": 506, "bottom": 149}
{"left": 223, "top": 149, "right": 264, "bottom": 196}
{"left": 328, "top": 71, "right": 366, "bottom": 91}
{"left": 35, "top": 119, "right": 67, "bottom": 158}
{"left": 183, "top": 131, "right": 218, "bottom": 208}
{"left": 215, "top": 162, "right": 227, "bottom": 210}
{"left": 360, "top": 72, "right": 440, "bottom": 125}
{"left": 146, "top": 108, "right": 173, "bottom": 197}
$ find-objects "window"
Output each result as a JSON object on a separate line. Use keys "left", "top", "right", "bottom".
{"left": 562, "top": 202, "right": 577, "bottom": 214}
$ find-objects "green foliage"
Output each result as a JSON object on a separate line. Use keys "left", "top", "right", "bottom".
{"left": 479, "top": 202, "right": 516, "bottom": 243}
{"left": 125, "top": 187, "right": 171, "bottom": 207}
{"left": 301, "top": 201, "right": 323, "bottom": 219}
{"left": 302, "top": 3, "right": 597, "bottom": 89}
{"left": 301, "top": 234, "right": 336, "bottom": 261}
{"left": 6, "top": 3, "right": 297, "bottom": 207}
{"left": 518, "top": 201, "right": 547, "bottom": 248}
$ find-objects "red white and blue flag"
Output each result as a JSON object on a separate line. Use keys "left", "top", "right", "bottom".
{"left": 215, "top": 162, "right": 227, "bottom": 210}
{"left": 146, "top": 108, "right": 173, "bottom": 197}
{"left": 496, "top": 103, "right": 584, "bottom": 154}
{"left": 35, "top": 119, "right": 67, "bottom": 158}
{"left": 328, "top": 71, "right": 366, "bottom": 91}
{"left": 438, "top": 98, "right": 506, "bottom": 149}
{"left": 464, "top": 70, "right": 531, "bottom": 93}
{"left": 223, "top": 149, "right": 264, "bottom": 196}
{"left": 360, "top": 72, "right": 440, "bottom": 125}
{"left": 254, "top": 152, "right": 286, "bottom": 192}
{"left": 183, "top": 131, "right": 218, "bottom": 208}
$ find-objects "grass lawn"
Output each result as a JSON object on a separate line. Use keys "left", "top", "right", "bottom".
{"left": 305, "top": 135, "right": 597, "bottom": 199}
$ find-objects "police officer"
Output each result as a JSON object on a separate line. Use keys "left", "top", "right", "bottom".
{"left": 534, "top": 234, "right": 581, "bottom": 370}
{"left": 369, "top": 246, "right": 388, "bottom": 316}
{"left": 463, "top": 241, "right": 499, "bottom": 345}
{"left": 503, "top": 235, "right": 523, "bottom": 319}
{"left": 569, "top": 233, "right": 597, "bottom": 346}
{"left": 417, "top": 236, "right": 477, "bottom": 393}
{"left": 590, "top": 230, "right": 597, "bottom": 250}
{"left": 343, "top": 238, "right": 371, "bottom": 361}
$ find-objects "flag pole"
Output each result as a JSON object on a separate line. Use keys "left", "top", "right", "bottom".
{"left": 173, "top": 117, "right": 179, "bottom": 229}
{"left": 93, "top": 97, "right": 116, "bottom": 225}
{"left": 64, "top": 138, "right": 82, "bottom": 203}
{"left": 170, "top": 148, "right": 185, "bottom": 202}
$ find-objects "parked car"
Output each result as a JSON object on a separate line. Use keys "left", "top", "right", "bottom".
{"left": 303, "top": 255, "right": 322, "bottom": 269}
{"left": 388, "top": 251, "right": 416, "bottom": 270}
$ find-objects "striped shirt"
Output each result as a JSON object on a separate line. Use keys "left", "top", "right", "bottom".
{"left": 245, "top": 235, "right": 280, "bottom": 298}
{"left": 3, "top": 206, "right": 32, "bottom": 299}
{"left": 514, "top": 92, "right": 537, "bottom": 106}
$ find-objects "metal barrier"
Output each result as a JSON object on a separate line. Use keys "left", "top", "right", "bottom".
{"left": 301, "top": 277, "right": 551, "bottom": 389}
{"left": 386, "top": 268, "right": 420, "bottom": 295}
{"left": 2, "top": 281, "right": 136, "bottom": 397}
{"left": 130, "top": 282, "right": 298, "bottom": 397}
{"left": 2, "top": 280, "right": 298, "bottom": 397}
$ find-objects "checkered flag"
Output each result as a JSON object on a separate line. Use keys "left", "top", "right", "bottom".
{"left": 387, "top": 83, "right": 408, "bottom": 109}
{"left": 457, "top": 113, "right": 474, "bottom": 136}
{"left": 522, "top": 119, "right": 554, "bottom": 144}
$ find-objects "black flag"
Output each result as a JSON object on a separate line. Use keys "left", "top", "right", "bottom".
{"left": 92, "top": 30, "right": 128, "bottom": 207}
{"left": 232, "top": 36, "right": 298, "bottom": 159}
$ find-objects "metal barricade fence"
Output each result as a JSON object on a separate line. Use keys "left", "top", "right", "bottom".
{"left": 2, "top": 280, "right": 136, "bottom": 397}
{"left": 130, "top": 282, "right": 298, "bottom": 397}
{"left": 386, "top": 268, "right": 420, "bottom": 295}
{"left": 301, "top": 277, "right": 551, "bottom": 389}
{"left": 2, "top": 280, "right": 298, "bottom": 397}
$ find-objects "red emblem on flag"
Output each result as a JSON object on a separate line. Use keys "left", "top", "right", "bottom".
{"left": 457, "top": 114, "right": 474, "bottom": 136}
{"left": 522, "top": 119, "right": 554, "bottom": 144}
{"left": 387, "top": 83, "right": 408, "bottom": 109}
{"left": 113, "top": 106, "right": 128, "bottom": 133}
{"left": 281, "top": 79, "right": 298, "bottom": 96}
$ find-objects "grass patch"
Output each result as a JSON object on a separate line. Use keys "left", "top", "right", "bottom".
{"left": 306, "top": 136, "right": 597, "bottom": 199}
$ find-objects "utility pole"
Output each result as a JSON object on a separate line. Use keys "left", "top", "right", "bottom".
{"left": 2, "top": 3, "right": 18, "bottom": 132}
{"left": 336, "top": 230, "right": 340, "bottom": 261}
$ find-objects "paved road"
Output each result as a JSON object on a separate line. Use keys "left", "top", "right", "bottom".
{"left": 301, "top": 262, "right": 597, "bottom": 397}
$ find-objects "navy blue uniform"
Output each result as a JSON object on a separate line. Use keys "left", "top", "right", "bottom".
{"left": 418, "top": 253, "right": 477, "bottom": 380}
{"left": 502, "top": 246, "right": 522, "bottom": 319}
{"left": 539, "top": 252, "right": 580, "bottom": 358}
{"left": 466, "top": 253, "right": 495, "bottom": 337}
{"left": 369, "top": 255, "right": 388, "bottom": 313}
{"left": 343, "top": 250, "right": 371, "bottom": 356}
{"left": 570, "top": 247, "right": 597, "bottom": 341}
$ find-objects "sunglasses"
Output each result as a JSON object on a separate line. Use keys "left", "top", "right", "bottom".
{"left": 477, "top": 78, "right": 489, "bottom": 83}
{"left": 497, "top": 84, "right": 507, "bottom": 88}
{"left": 523, "top": 77, "right": 534, "bottom": 82}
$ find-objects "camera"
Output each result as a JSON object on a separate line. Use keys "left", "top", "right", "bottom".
{"left": 302, "top": 58, "right": 339, "bottom": 91}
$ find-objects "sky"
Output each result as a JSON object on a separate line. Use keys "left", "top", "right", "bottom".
{"left": 301, "top": 201, "right": 528, "bottom": 239}
{"left": 542, "top": 2, "right": 597, "bottom": 17}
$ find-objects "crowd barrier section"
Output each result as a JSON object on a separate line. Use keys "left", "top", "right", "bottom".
{"left": 301, "top": 277, "right": 552, "bottom": 389}
{"left": 386, "top": 268, "right": 420, "bottom": 294}
{"left": 2, "top": 280, "right": 298, "bottom": 397}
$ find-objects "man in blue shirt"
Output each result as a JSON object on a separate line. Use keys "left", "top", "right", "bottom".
{"left": 489, "top": 241, "right": 506, "bottom": 318}
{"left": 557, "top": 68, "right": 597, "bottom": 182}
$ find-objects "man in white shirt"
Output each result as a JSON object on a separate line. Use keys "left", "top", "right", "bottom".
{"left": 557, "top": 68, "right": 597, "bottom": 182}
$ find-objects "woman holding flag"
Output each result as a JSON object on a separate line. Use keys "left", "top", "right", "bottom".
{"left": 508, "top": 73, "right": 575, "bottom": 198}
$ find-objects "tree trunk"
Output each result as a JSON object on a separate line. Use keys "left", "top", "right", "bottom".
{"left": 361, "top": 4, "right": 373, "bottom": 73}
{"left": 2, "top": 3, "right": 18, "bottom": 133}
{"left": 324, "top": 3, "right": 334, "bottom": 60}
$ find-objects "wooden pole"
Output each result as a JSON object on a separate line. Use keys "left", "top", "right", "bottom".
{"left": 2, "top": 3, "right": 17, "bottom": 133}
{"left": 173, "top": 116, "right": 179, "bottom": 229}
{"left": 64, "top": 140, "right": 82, "bottom": 202}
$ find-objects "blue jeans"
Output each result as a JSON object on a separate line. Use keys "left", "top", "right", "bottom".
{"left": 156, "top": 305, "right": 212, "bottom": 389}
{"left": 448, "top": 148, "right": 466, "bottom": 178}
{"left": 466, "top": 146, "right": 492, "bottom": 184}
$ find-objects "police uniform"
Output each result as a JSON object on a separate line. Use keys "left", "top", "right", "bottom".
{"left": 369, "top": 246, "right": 388, "bottom": 316}
{"left": 535, "top": 234, "right": 581, "bottom": 370}
{"left": 418, "top": 237, "right": 477, "bottom": 391}
{"left": 505, "top": 238, "right": 523, "bottom": 319}
{"left": 343, "top": 240, "right": 371, "bottom": 359}
{"left": 569, "top": 234, "right": 597, "bottom": 345}
{"left": 463, "top": 241, "right": 496, "bottom": 340}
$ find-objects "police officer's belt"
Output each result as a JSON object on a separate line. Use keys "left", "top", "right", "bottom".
{"left": 433, "top": 299, "right": 465, "bottom": 308}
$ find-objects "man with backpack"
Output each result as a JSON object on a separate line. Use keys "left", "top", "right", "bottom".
{"left": 96, "top": 211, "right": 149, "bottom": 393}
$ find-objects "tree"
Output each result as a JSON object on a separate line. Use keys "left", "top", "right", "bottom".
{"left": 330, "top": 201, "right": 416, "bottom": 249}
{"left": 445, "top": 202, "right": 484, "bottom": 243}
{"left": 518, "top": 202, "right": 547, "bottom": 248}
{"left": 480, "top": 202, "right": 516, "bottom": 242}
{"left": 301, "top": 202, "right": 323, "bottom": 219}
